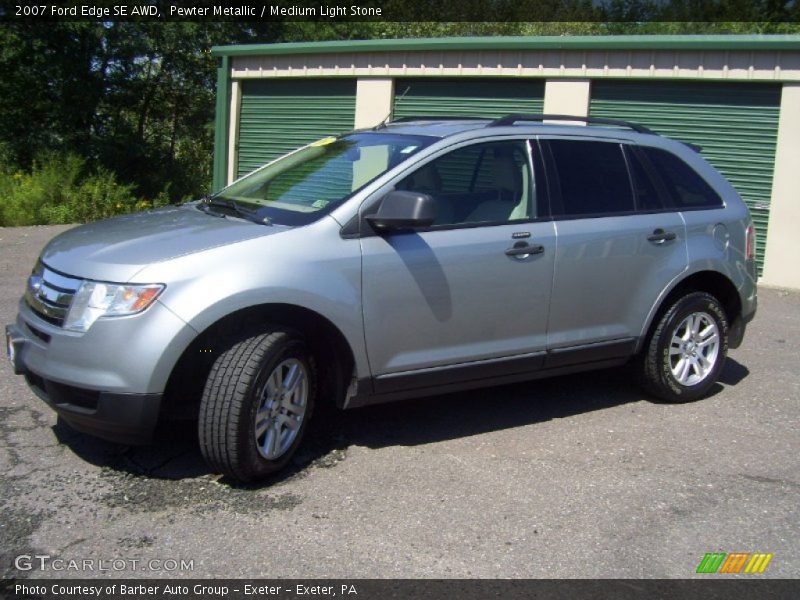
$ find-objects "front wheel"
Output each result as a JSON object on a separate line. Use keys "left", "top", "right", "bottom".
{"left": 640, "top": 292, "right": 729, "bottom": 403}
{"left": 198, "top": 330, "right": 315, "bottom": 482}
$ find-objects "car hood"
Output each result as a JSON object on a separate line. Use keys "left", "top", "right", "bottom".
{"left": 40, "top": 204, "right": 289, "bottom": 282}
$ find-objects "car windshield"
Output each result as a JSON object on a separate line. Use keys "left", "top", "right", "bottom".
{"left": 214, "top": 132, "right": 436, "bottom": 226}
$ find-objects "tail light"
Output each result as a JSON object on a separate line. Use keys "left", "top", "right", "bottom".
{"left": 745, "top": 223, "right": 756, "bottom": 261}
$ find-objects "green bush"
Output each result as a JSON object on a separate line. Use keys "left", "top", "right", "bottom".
{"left": 0, "top": 153, "right": 170, "bottom": 226}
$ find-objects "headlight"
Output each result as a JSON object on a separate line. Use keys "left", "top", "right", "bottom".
{"left": 64, "top": 281, "right": 164, "bottom": 332}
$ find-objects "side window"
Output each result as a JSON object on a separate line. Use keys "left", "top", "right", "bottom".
{"left": 435, "top": 145, "right": 483, "bottom": 194}
{"left": 625, "top": 147, "right": 665, "bottom": 211}
{"left": 397, "top": 141, "right": 533, "bottom": 227}
{"left": 642, "top": 147, "right": 723, "bottom": 209}
{"left": 546, "top": 140, "right": 634, "bottom": 217}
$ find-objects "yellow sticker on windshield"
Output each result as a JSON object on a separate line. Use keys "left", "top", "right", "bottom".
{"left": 310, "top": 136, "right": 337, "bottom": 147}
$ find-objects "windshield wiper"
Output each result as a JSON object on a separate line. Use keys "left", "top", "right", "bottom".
{"left": 198, "top": 197, "right": 272, "bottom": 225}
{"left": 198, "top": 196, "right": 225, "bottom": 218}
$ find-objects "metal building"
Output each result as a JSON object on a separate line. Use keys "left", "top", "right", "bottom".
{"left": 211, "top": 35, "right": 800, "bottom": 289}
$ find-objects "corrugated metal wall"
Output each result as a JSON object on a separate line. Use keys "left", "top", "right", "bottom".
{"left": 232, "top": 75, "right": 781, "bottom": 274}
{"left": 393, "top": 78, "right": 545, "bottom": 119}
{"left": 591, "top": 80, "right": 781, "bottom": 273}
{"left": 236, "top": 79, "right": 357, "bottom": 178}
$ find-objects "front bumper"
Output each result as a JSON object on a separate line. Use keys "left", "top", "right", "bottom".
{"left": 7, "top": 294, "right": 196, "bottom": 445}
{"left": 7, "top": 323, "right": 161, "bottom": 444}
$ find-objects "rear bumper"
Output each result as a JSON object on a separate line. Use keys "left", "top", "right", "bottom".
{"left": 729, "top": 295, "right": 756, "bottom": 350}
{"left": 7, "top": 323, "right": 161, "bottom": 445}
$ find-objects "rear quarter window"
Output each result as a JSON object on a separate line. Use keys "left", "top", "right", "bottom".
{"left": 642, "top": 147, "right": 724, "bottom": 210}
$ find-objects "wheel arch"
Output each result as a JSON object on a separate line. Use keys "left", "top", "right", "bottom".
{"left": 637, "top": 269, "right": 743, "bottom": 354}
{"left": 160, "top": 303, "right": 357, "bottom": 420}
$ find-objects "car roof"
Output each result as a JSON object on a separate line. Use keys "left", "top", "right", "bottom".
{"left": 379, "top": 117, "right": 654, "bottom": 142}
{"left": 362, "top": 116, "right": 708, "bottom": 163}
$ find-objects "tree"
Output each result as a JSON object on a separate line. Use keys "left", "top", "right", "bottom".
{"left": 1, "top": 11, "right": 796, "bottom": 202}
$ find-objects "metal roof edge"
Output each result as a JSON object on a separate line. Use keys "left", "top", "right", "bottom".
{"left": 211, "top": 34, "right": 800, "bottom": 57}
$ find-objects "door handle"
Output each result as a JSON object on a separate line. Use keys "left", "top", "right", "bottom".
{"left": 647, "top": 229, "right": 677, "bottom": 243}
{"left": 505, "top": 242, "right": 545, "bottom": 257}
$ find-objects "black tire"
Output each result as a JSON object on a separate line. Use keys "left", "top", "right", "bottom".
{"left": 198, "top": 330, "right": 315, "bottom": 482}
{"left": 639, "top": 292, "right": 729, "bottom": 403}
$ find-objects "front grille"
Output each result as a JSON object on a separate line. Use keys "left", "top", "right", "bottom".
{"left": 24, "top": 262, "right": 82, "bottom": 327}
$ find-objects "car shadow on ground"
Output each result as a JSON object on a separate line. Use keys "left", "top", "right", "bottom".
{"left": 53, "top": 358, "right": 750, "bottom": 487}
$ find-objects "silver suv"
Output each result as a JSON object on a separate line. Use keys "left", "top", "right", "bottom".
{"left": 6, "top": 114, "right": 758, "bottom": 482}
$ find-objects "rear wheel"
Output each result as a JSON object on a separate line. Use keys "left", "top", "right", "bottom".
{"left": 198, "top": 330, "right": 315, "bottom": 482}
{"left": 640, "top": 292, "right": 729, "bottom": 402}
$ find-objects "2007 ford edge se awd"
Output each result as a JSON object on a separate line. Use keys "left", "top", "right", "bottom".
{"left": 6, "top": 114, "right": 757, "bottom": 481}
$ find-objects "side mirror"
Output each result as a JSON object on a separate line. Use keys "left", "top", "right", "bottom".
{"left": 365, "top": 190, "right": 436, "bottom": 232}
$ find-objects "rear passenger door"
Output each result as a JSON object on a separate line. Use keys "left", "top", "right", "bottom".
{"left": 540, "top": 138, "right": 688, "bottom": 365}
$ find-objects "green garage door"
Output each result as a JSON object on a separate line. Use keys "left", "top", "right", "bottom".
{"left": 591, "top": 80, "right": 781, "bottom": 274}
{"left": 236, "top": 79, "right": 357, "bottom": 178}
{"left": 393, "top": 78, "right": 545, "bottom": 120}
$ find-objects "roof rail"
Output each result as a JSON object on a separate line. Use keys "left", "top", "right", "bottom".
{"left": 487, "top": 114, "right": 655, "bottom": 134}
{"left": 390, "top": 116, "right": 491, "bottom": 123}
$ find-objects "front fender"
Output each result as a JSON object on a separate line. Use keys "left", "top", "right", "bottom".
{"left": 132, "top": 218, "right": 369, "bottom": 380}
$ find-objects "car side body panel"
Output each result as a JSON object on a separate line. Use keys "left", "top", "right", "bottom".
{"left": 547, "top": 211, "right": 688, "bottom": 350}
{"left": 132, "top": 216, "right": 369, "bottom": 389}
